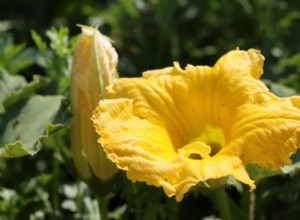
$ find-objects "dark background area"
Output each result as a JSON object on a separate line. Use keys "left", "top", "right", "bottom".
{"left": 2, "top": 0, "right": 300, "bottom": 80}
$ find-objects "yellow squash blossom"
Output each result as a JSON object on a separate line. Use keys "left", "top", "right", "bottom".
{"left": 70, "top": 26, "right": 119, "bottom": 195}
{"left": 92, "top": 49, "right": 300, "bottom": 201}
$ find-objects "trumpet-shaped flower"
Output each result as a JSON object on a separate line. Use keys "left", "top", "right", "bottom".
{"left": 92, "top": 49, "right": 300, "bottom": 201}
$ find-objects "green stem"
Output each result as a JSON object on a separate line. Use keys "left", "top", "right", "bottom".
{"left": 215, "top": 188, "right": 231, "bottom": 220}
{"left": 132, "top": 184, "right": 141, "bottom": 220}
{"left": 52, "top": 153, "right": 60, "bottom": 219}
{"left": 97, "top": 196, "right": 109, "bottom": 220}
{"left": 249, "top": 192, "right": 255, "bottom": 220}
{"left": 241, "top": 187, "right": 255, "bottom": 220}
{"left": 76, "top": 179, "right": 83, "bottom": 214}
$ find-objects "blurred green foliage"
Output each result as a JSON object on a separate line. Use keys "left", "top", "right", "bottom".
{"left": 1, "top": 0, "right": 300, "bottom": 219}
{"left": 31, "top": 27, "right": 78, "bottom": 94}
{"left": 1, "top": 0, "right": 300, "bottom": 80}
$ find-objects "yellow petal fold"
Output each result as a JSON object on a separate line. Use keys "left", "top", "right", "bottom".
{"left": 226, "top": 97, "right": 300, "bottom": 169}
{"left": 92, "top": 98, "right": 255, "bottom": 201}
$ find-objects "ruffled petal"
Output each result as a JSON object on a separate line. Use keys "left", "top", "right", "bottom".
{"left": 226, "top": 96, "right": 300, "bottom": 169}
{"left": 92, "top": 97, "right": 255, "bottom": 201}
{"left": 214, "top": 48, "right": 264, "bottom": 79}
{"left": 92, "top": 98, "right": 182, "bottom": 196}
{"left": 104, "top": 64, "right": 217, "bottom": 148}
{"left": 210, "top": 49, "right": 270, "bottom": 135}
{"left": 173, "top": 152, "right": 255, "bottom": 201}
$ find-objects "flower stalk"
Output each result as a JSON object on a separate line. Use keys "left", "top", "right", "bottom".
{"left": 215, "top": 188, "right": 231, "bottom": 220}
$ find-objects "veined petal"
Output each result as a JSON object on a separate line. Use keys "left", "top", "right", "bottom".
{"left": 226, "top": 96, "right": 300, "bottom": 169}
{"left": 174, "top": 152, "right": 255, "bottom": 201}
{"left": 92, "top": 98, "right": 181, "bottom": 196}
{"left": 214, "top": 48, "right": 264, "bottom": 79}
{"left": 93, "top": 98, "right": 177, "bottom": 162}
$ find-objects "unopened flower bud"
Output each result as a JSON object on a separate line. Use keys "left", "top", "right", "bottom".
{"left": 70, "top": 25, "right": 119, "bottom": 196}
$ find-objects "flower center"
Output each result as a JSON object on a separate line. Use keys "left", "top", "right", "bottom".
{"left": 180, "top": 125, "right": 226, "bottom": 160}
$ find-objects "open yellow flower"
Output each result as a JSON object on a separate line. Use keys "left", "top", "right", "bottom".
{"left": 92, "top": 49, "right": 300, "bottom": 201}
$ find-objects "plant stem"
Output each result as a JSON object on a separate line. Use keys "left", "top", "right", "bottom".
{"left": 241, "top": 187, "right": 255, "bottom": 220}
{"left": 249, "top": 192, "right": 255, "bottom": 220}
{"left": 215, "top": 188, "right": 231, "bottom": 220}
{"left": 76, "top": 179, "right": 82, "bottom": 214}
{"left": 97, "top": 196, "right": 109, "bottom": 220}
{"left": 52, "top": 153, "right": 60, "bottom": 219}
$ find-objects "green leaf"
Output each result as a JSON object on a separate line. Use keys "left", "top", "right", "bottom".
{"left": 31, "top": 30, "right": 47, "bottom": 53}
{"left": 264, "top": 80, "right": 297, "bottom": 97}
{"left": 280, "top": 150, "right": 300, "bottom": 175}
{"left": 246, "top": 149, "right": 300, "bottom": 182}
{"left": 39, "top": 98, "right": 73, "bottom": 168}
{"left": 0, "top": 68, "right": 50, "bottom": 114}
{"left": 0, "top": 95, "right": 63, "bottom": 158}
{"left": 8, "top": 48, "right": 38, "bottom": 74}
{"left": 3, "top": 75, "right": 50, "bottom": 110}
{"left": 246, "top": 164, "right": 281, "bottom": 182}
{"left": 246, "top": 161, "right": 300, "bottom": 183}
{"left": 0, "top": 37, "right": 37, "bottom": 74}
{"left": 0, "top": 68, "right": 26, "bottom": 113}
{"left": 31, "top": 27, "right": 76, "bottom": 94}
